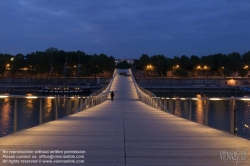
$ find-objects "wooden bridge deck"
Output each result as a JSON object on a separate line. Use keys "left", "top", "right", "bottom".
{"left": 0, "top": 69, "right": 249, "bottom": 166}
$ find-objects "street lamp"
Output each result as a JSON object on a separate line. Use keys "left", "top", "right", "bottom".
{"left": 147, "top": 65, "right": 153, "bottom": 70}
{"left": 196, "top": 65, "right": 201, "bottom": 77}
{"left": 244, "top": 65, "right": 249, "bottom": 69}
{"left": 146, "top": 65, "right": 153, "bottom": 77}
{"left": 203, "top": 65, "right": 209, "bottom": 77}
{"left": 6, "top": 64, "right": 10, "bottom": 70}
{"left": 172, "top": 65, "right": 180, "bottom": 77}
{"left": 173, "top": 65, "right": 179, "bottom": 70}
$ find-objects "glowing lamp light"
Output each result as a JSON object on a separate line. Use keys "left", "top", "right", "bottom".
{"left": 25, "top": 96, "right": 38, "bottom": 99}
{"left": 240, "top": 98, "right": 250, "bottom": 101}
{"left": 209, "top": 98, "right": 221, "bottom": 100}
{"left": 0, "top": 95, "right": 9, "bottom": 98}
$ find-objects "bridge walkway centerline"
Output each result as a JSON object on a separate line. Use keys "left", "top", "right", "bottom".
{"left": 0, "top": 69, "right": 250, "bottom": 165}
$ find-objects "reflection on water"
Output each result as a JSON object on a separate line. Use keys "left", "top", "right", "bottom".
{"left": 26, "top": 99, "right": 34, "bottom": 118}
{"left": 0, "top": 98, "right": 13, "bottom": 136}
{"left": 44, "top": 98, "right": 52, "bottom": 121}
{"left": 195, "top": 94, "right": 205, "bottom": 124}
{"left": 0, "top": 94, "right": 87, "bottom": 137}
{"left": 158, "top": 92, "right": 250, "bottom": 140}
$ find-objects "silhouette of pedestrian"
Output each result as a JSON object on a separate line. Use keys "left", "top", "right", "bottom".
{"left": 111, "top": 91, "right": 114, "bottom": 101}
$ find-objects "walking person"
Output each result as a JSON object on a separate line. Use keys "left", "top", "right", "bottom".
{"left": 111, "top": 91, "right": 114, "bottom": 101}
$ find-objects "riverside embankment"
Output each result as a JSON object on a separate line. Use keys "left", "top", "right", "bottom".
{"left": 135, "top": 77, "right": 250, "bottom": 93}
{"left": 1, "top": 77, "right": 250, "bottom": 94}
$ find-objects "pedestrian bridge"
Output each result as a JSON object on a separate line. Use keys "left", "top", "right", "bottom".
{"left": 0, "top": 69, "right": 250, "bottom": 166}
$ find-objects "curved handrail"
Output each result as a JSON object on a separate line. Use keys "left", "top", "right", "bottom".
{"left": 128, "top": 68, "right": 169, "bottom": 113}
{"left": 89, "top": 69, "right": 117, "bottom": 97}
{"left": 76, "top": 69, "right": 117, "bottom": 112}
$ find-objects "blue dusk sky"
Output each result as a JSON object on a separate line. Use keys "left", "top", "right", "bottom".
{"left": 0, "top": 0, "right": 250, "bottom": 58}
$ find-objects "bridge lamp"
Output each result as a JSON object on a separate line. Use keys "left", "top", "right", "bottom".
{"left": 0, "top": 95, "right": 9, "bottom": 98}
{"left": 25, "top": 96, "right": 38, "bottom": 99}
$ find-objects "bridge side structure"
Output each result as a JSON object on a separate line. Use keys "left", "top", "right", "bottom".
{"left": 0, "top": 69, "right": 249, "bottom": 166}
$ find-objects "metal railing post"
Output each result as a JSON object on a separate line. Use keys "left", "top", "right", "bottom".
{"left": 55, "top": 98, "right": 58, "bottom": 119}
{"left": 162, "top": 99, "right": 164, "bottom": 111}
{"left": 157, "top": 98, "right": 159, "bottom": 109}
{"left": 230, "top": 98, "right": 236, "bottom": 134}
{"left": 86, "top": 98, "right": 89, "bottom": 109}
{"left": 39, "top": 98, "right": 43, "bottom": 124}
{"left": 205, "top": 98, "right": 209, "bottom": 126}
{"left": 13, "top": 99, "right": 18, "bottom": 133}
{"left": 164, "top": 99, "right": 167, "bottom": 112}
{"left": 171, "top": 99, "right": 174, "bottom": 114}
{"left": 155, "top": 98, "right": 157, "bottom": 108}
{"left": 79, "top": 98, "right": 82, "bottom": 111}
{"left": 178, "top": 98, "right": 181, "bottom": 117}
{"left": 189, "top": 99, "right": 192, "bottom": 120}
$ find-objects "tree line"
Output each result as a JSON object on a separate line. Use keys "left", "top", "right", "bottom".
{"left": 2, "top": 48, "right": 250, "bottom": 78}
{"left": 0, "top": 47, "right": 116, "bottom": 79}
{"left": 117, "top": 51, "right": 250, "bottom": 77}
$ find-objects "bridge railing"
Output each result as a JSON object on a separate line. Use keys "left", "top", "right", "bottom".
{"left": 129, "top": 69, "right": 250, "bottom": 140}
{"left": 0, "top": 94, "right": 109, "bottom": 138}
{"left": 0, "top": 95, "right": 79, "bottom": 137}
{"left": 89, "top": 69, "right": 117, "bottom": 97}
{"left": 0, "top": 70, "right": 117, "bottom": 137}
{"left": 129, "top": 69, "right": 168, "bottom": 112}
{"left": 76, "top": 69, "right": 117, "bottom": 112}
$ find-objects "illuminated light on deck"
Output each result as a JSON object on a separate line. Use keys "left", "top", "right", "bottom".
{"left": 47, "top": 97, "right": 55, "bottom": 99}
{"left": 0, "top": 95, "right": 9, "bottom": 98}
{"left": 209, "top": 98, "right": 221, "bottom": 100}
{"left": 180, "top": 98, "right": 186, "bottom": 100}
{"left": 25, "top": 96, "right": 38, "bottom": 99}
{"left": 245, "top": 124, "right": 249, "bottom": 128}
{"left": 191, "top": 98, "right": 200, "bottom": 100}
{"left": 240, "top": 98, "right": 250, "bottom": 101}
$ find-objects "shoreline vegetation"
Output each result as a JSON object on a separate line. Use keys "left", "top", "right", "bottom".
{"left": 1, "top": 48, "right": 250, "bottom": 80}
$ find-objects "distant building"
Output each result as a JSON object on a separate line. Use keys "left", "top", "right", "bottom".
{"left": 115, "top": 59, "right": 135, "bottom": 65}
